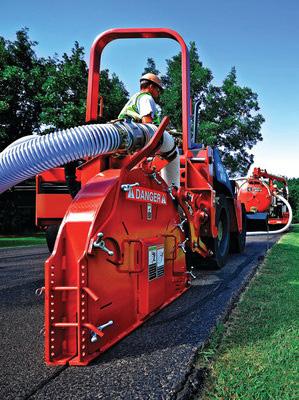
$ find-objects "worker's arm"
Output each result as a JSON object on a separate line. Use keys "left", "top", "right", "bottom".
{"left": 139, "top": 95, "right": 156, "bottom": 123}
{"left": 141, "top": 114, "right": 153, "bottom": 123}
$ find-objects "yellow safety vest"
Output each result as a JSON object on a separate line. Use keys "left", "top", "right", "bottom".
{"left": 118, "top": 92, "right": 161, "bottom": 125}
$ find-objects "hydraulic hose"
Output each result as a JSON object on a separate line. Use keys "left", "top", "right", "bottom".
{"left": 247, "top": 194, "right": 293, "bottom": 236}
{"left": 0, "top": 122, "right": 179, "bottom": 194}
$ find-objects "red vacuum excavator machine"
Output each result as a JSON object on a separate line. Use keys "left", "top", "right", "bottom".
{"left": 237, "top": 167, "right": 292, "bottom": 233}
{"left": 32, "top": 28, "right": 247, "bottom": 366}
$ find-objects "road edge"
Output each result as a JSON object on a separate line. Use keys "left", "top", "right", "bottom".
{"left": 170, "top": 239, "right": 280, "bottom": 400}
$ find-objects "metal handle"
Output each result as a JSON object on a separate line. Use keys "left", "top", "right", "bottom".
{"left": 186, "top": 267, "right": 196, "bottom": 279}
{"left": 35, "top": 287, "right": 45, "bottom": 297}
{"left": 176, "top": 218, "right": 187, "bottom": 232}
{"left": 150, "top": 172, "right": 162, "bottom": 185}
{"left": 90, "top": 320, "right": 114, "bottom": 343}
{"left": 121, "top": 182, "right": 139, "bottom": 192}
{"left": 93, "top": 233, "right": 114, "bottom": 256}
{"left": 178, "top": 238, "right": 189, "bottom": 253}
{"left": 167, "top": 186, "right": 175, "bottom": 200}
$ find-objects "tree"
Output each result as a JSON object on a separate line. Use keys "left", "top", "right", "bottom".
{"left": 99, "top": 70, "right": 129, "bottom": 122}
{"left": 39, "top": 42, "right": 88, "bottom": 129}
{"left": 0, "top": 28, "right": 45, "bottom": 150}
{"left": 156, "top": 41, "right": 264, "bottom": 175}
{"left": 160, "top": 42, "right": 212, "bottom": 130}
{"left": 142, "top": 58, "right": 160, "bottom": 75}
{"left": 288, "top": 178, "right": 299, "bottom": 223}
{"left": 39, "top": 44, "right": 129, "bottom": 129}
{"left": 200, "top": 68, "right": 265, "bottom": 175}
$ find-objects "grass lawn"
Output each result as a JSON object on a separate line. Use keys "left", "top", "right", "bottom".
{"left": 196, "top": 225, "right": 299, "bottom": 400}
{"left": 0, "top": 235, "right": 46, "bottom": 247}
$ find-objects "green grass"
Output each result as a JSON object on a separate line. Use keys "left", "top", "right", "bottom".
{"left": 196, "top": 225, "right": 299, "bottom": 400}
{"left": 0, "top": 235, "right": 46, "bottom": 247}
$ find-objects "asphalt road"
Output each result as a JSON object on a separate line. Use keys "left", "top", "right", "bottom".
{"left": 0, "top": 235, "right": 280, "bottom": 400}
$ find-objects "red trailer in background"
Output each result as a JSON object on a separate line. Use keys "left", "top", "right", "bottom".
{"left": 237, "top": 167, "right": 292, "bottom": 232}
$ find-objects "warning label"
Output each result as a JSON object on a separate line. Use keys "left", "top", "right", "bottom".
{"left": 247, "top": 187, "right": 262, "bottom": 192}
{"left": 126, "top": 186, "right": 167, "bottom": 205}
{"left": 148, "top": 245, "right": 165, "bottom": 281}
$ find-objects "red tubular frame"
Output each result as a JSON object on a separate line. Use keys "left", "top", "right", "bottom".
{"left": 86, "top": 28, "right": 191, "bottom": 153}
{"left": 252, "top": 168, "right": 287, "bottom": 186}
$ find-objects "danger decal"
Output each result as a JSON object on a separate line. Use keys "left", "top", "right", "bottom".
{"left": 126, "top": 186, "right": 167, "bottom": 205}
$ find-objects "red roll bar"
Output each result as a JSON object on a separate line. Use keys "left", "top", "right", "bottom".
{"left": 86, "top": 28, "right": 191, "bottom": 152}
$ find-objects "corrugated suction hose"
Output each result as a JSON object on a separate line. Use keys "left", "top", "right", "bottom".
{"left": 0, "top": 122, "right": 179, "bottom": 194}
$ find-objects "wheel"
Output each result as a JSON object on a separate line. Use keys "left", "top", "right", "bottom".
{"left": 230, "top": 204, "right": 246, "bottom": 253}
{"left": 45, "top": 224, "right": 60, "bottom": 253}
{"left": 209, "top": 195, "right": 231, "bottom": 268}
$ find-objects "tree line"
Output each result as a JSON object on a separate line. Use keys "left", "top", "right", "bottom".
{"left": 288, "top": 179, "right": 299, "bottom": 223}
{"left": 1, "top": 28, "right": 265, "bottom": 175}
{"left": 0, "top": 29, "right": 297, "bottom": 231}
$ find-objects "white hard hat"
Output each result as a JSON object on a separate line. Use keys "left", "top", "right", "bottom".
{"left": 140, "top": 73, "right": 163, "bottom": 90}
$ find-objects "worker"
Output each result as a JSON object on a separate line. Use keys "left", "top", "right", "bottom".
{"left": 118, "top": 73, "right": 163, "bottom": 125}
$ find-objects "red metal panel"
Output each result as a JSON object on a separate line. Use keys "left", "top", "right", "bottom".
{"left": 44, "top": 169, "right": 188, "bottom": 366}
{"left": 37, "top": 168, "right": 66, "bottom": 183}
{"left": 269, "top": 217, "right": 289, "bottom": 225}
{"left": 36, "top": 193, "right": 72, "bottom": 222}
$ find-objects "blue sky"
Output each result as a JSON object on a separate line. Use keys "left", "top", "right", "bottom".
{"left": 1, "top": 0, "right": 299, "bottom": 177}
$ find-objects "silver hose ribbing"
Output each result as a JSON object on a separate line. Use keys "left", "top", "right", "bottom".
{"left": 0, "top": 122, "right": 179, "bottom": 194}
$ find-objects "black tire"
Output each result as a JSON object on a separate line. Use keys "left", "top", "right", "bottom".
{"left": 209, "top": 195, "right": 231, "bottom": 268}
{"left": 45, "top": 224, "right": 60, "bottom": 253}
{"left": 230, "top": 204, "right": 247, "bottom": 253}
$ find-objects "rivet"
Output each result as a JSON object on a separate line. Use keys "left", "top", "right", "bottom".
{"left": 51, "top": 345, "right": 55, "bottom": 349}
{"left": 82, "top": 352, "right": 86, "bottom": 357}
{"left": 50, "top": 280, "right": 54, "bottom": 284}
{"left": 51, "top": 316, "right": 54, "bottom": 320}
{"left": 51, "top": 352, "right": 55, "bottom": 357}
